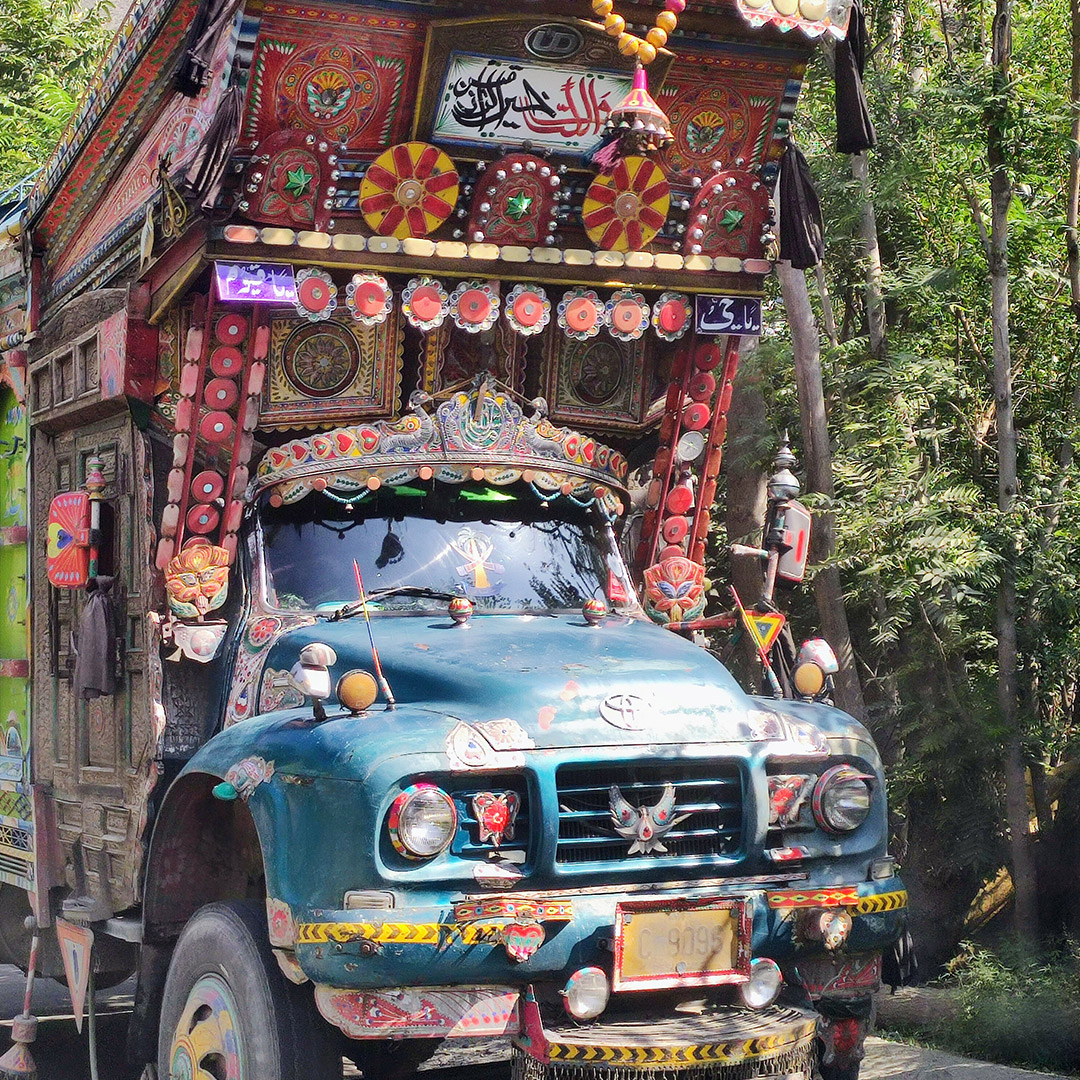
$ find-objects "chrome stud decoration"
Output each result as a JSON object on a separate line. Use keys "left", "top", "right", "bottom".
{"left": 472, "top": 791, "right": 521, "bottom": 847}
{"left": 609, "top": 783, "right": 689, "bottom": 855}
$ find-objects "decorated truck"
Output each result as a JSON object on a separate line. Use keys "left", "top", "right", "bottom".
{"left": 0, "top": 0, "right": 906, "bottom": 1077}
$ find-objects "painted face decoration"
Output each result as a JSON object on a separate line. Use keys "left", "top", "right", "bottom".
{"left": 165, "top": 544, "right": 231, "bottom": 619}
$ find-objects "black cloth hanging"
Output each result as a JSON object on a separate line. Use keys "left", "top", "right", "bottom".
{"left": 834, "top": 0, "right": 877, "bottom": 155}
{"left": 180, "top": 83, "right": 244, "bottom": 212}
{"left": 73, "top": 577, "right": 117, "bottom": 700}
{"left": 778, "top": 143, "right": 824, "bottom": 270}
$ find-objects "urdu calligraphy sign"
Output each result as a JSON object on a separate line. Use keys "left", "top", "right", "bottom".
{"left": 433, "top": 54, "right": 633, "bottom": 152}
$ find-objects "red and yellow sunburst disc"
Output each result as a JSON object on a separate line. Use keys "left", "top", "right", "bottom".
{"left": 582, "top": 156, "right": 671, "bottom": 252}
{"left": 359, "top": 142, "right": 460, "bottom": 239}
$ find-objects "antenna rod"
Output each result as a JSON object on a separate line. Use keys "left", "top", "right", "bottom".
{"left": 353, "top": 560, "right": 396, "bottom": 710}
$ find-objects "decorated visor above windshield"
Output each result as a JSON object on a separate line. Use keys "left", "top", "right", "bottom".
{"left": 255, "top": 380, "right": 628, "bottom": 519}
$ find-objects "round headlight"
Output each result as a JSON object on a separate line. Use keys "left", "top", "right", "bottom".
{"left": 389, "top": 784, "right": 457, "bottom": 859}
{"left": 813, "top": 764, "right": 873, "bottom": 833}
{"left": 739, "top": 957, "right": 782, "bottom": 1010}
{"left": 563, "top": 967, "right": 610, "bottom": 1020}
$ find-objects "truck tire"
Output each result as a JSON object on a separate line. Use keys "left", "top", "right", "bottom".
{"left": 157, "top": 900, "right": 342, "bottom": 1080}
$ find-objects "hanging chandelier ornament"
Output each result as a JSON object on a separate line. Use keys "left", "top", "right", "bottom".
{"left": 587, "top": 0, "right": 682, "bottom": 167}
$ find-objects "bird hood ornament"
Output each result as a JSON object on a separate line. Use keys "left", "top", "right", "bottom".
{"left": 609, "top": 783, "right": 690, "bottom": 855}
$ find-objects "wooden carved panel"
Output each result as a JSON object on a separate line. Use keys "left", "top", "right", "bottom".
{"left": 31, "top": 415, "right": 153, "bottom": 915}
{"left": 543, "top": 330, "right": 656, "bottom": 431}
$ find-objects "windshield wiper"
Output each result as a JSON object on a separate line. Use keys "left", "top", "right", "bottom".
{"left": 324, "top": 586, "right": 462, "bottom": 621}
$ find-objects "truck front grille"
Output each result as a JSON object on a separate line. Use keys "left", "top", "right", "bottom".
{"left": 555, "top": 761, "right": 743, "bottom": 864}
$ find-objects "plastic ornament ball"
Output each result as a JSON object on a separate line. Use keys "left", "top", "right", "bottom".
{"left": 665, "top": 0, "right": 686, "bottom": 11}
{"left": 604, "top": 12, "right": 625, "bottom": 34}
{"left": 646, "top": 27, "right": 667, "bottom": 48}
{"left": 656, "top": 10, "right": 678, "bottom": 31}
{"left": 592, "top": 0, "right": 613, "bottom": 13}
{"left": 636, "top": 40, "right": 656, "bottom": 64}
{"left": 617, "top": 32, "right": 640, "bottom": 55}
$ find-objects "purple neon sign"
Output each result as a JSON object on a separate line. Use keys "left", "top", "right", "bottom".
{"left": 214, "top": 261, "right": 297, "bottom": 303}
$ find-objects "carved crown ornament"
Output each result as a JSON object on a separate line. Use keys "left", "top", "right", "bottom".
{"left": 253, "top": 376, "right": 629, "bottom": 518}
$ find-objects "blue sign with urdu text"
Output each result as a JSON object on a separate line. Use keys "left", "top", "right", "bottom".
{"left": 694, "top": 295, "right": 763, "bottom": 336}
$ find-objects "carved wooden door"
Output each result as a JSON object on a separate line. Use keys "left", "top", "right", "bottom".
{"left": 31, "top": 415, "right": 152, "bottom": 917}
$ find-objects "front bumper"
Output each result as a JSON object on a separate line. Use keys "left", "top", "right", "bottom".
{"left": 287, "top": 876, "right": 906, "bottom": 990}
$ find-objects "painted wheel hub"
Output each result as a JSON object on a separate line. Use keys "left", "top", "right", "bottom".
{"left": 169, "top": 973, "right": 243, "bottom": 1080}
{"left": 396, "top": 178, "right": 423, "bottom": 206}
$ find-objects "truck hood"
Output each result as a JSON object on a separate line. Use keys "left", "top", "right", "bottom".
{"left": 255, "top": 612, "right": 836, "bottom": 752}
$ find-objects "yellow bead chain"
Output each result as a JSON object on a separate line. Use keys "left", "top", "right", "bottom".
{"left": 591, "top": 0, "right": 685, "bottom": 65}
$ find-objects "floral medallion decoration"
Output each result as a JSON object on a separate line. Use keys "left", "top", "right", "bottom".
{"left": 472, "top": 791, "right": 521, "bottom": 847}
{"left": 605, "top": 289, "right": 650, "bottom": 342}
{"left": 642, "top": 556, "right": 706, "bottom": 626}
{"left": 294, "top": 267, "right": 337, "bottom": 322}
{"left": 165, "top": 543, "right": 231, "bottom": 619}
{"left": 450, "top": 281, "right": 500, "bottom": 334}
{"left": 504, "top": 284, "right": 551, "bottom": 337}
{"left": 468, "top": 152, "right": 560, "bottom": 247}
{"left": 280, "top": 321, "right": 361, "bottom": 399}
{"left": 402, "top": 276, "right": 450, "bottom": 332}
{"left": 652, "top": 292, "right": 692, "bottom": 341}
{"left": 557, "top": 288, "right": 604, "bottom": 341}
{"left": 345, "top": 273, "right": 393, "bottom": 327}
{"left": 358, "top": 141, "right": 459, "bottom": 239}
{"left": 582, "top": 156, "right": 670, "bottom": 252}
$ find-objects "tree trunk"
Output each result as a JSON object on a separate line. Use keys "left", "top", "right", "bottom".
{"left": 776, "top": 260, "right": 866, "bottom": 721}
{"left": 853, "top": 153, "right": 887, "bottom": 359}
{"left": 986, "top": 0, "right": 1039, "bottom": 942}
{"left": 724, "top": 337, "right": 770, "bottom": 678}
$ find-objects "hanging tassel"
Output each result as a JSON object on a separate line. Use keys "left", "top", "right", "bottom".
{"left": 180, "top": 84, "right": 244, "bottom": 213}
{"left": 834, "top": 0, "right": 877, "bottom": 154}
{"left": 778, "top": 143, "right": 825, "bottom": 270}
{"left": 592, "top": 64, "right": 674, "bottom": 171}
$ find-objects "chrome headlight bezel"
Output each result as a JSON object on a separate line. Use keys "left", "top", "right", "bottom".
{"left": 388, "top": 783, "right": 458, "bottom": 859}
{"left": 812, "top": 764, "right": 873, "bottom": 833}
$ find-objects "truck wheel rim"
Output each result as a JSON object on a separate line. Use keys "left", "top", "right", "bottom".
{"left": 169, "top": 973, "right": 244, "bottom": 1080}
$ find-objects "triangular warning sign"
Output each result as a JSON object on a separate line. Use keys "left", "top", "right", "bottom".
{"left": 747, "top": 612, "right": 786, "bottom": 652}
{"left": 56, "top": 917, "right": 94, "bottom": 1034}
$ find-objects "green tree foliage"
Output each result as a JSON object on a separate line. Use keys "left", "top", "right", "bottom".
{"left": 719, "top": 0, "right": 1080, "bottom": 962}
{"left": 0, "top": 0, "right": 112, "bottom": 191}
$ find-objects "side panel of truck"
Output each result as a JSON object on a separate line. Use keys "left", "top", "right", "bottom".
{"left": 30, "top": 415, "right": 153, "bottom": 913}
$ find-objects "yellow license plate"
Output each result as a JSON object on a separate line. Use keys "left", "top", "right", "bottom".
{"left": 613, "top": 900, "right": 750, "bottom": 990}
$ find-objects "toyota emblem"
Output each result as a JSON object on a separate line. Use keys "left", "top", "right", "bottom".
{"left": 599, "top": 693, "right": 653, "bottom": 731}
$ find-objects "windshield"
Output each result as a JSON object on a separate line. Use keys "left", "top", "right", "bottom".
{"left": 258, "top": 481, "right": 638, "bottom": 614}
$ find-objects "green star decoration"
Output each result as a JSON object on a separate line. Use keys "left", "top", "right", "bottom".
{"left": 720, "top": 207, "right": 745, "bottom": 233}
{"left": 506, "top": 192, "right": 534, "bottom": 221}
{"left": 284, "top": 165, "right": 314, "bottom": 198}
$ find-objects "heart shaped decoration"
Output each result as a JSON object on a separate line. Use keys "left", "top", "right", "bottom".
{"left": 502, "top": 922, "right": 545, "bottom": 963}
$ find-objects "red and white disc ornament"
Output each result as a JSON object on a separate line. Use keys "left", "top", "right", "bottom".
{"left": 402, "top": 277, "right": 450, "bottom": 332}
{"left": 605, "top": 289, "right": 650, "bottom": 342}
{"left": 450, "top": 281, "right": 500, "bottom": 333}
{"left": 504, "top": 284, "right": 551, "bottom": 336}
{"left": 294, "top": 267, "right": 337, "bottom": 322}
{"left": 557, "top": 288, "right": 604, "bottom": 341}
{"left": 345, "top": 273, "right": 393, "bottom": 326}
{"left": 652, "top": 291, "right": 692, "bottom": 341}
